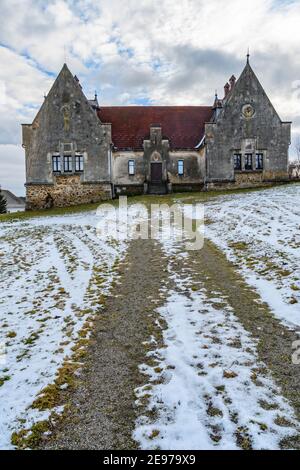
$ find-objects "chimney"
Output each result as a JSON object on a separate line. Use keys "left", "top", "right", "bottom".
{"left": 224, "top": 82, "right": 230, "bottom": 98}
{"left": 229, "top": 75, "right": 236, "bottom": 90}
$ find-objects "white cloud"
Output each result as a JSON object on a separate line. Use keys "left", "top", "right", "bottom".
{"left": 0, "top": 0, "right": 300, "bottom": 193}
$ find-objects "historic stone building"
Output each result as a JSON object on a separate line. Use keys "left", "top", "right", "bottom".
{"left": 22, "top": 58, "right": 291, "bottom": 210}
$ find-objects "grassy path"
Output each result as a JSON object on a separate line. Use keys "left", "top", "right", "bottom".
{"left": 40, "top": 237, "right": 300, "bottom": 449}
{"left": 41, "top": 240, "right": 171, "bottom": 449}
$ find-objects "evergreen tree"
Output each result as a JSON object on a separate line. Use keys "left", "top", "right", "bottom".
{"left": 0, "top": 188, "right": 7, "bottom": 214}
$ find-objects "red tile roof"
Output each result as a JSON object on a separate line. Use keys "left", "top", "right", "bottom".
{"left": 98, "top": 106, "right": 213, "bottom": 150}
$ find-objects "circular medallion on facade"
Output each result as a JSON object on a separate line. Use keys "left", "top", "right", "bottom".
{"left": 151, "top": 151, "right": 162, "bottom": 162}
{"left": 242, "top": 104, "right": 255, "bottom": 119}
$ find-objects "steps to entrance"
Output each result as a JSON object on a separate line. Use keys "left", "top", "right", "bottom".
{"left": 148, "top": 183, "right": 167, "bottom": 195}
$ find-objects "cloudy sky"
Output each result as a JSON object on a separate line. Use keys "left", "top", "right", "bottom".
{"left": 0, "top": 0, "right": 300, "bottom": 196}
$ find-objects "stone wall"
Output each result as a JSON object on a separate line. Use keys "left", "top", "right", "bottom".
{"left": 168, "top": 150, "right": 205, "bottom": 185}
{"left": 26, "top": 175, "right": 112, "bottom": 210}
{"left": 22, "top": 64, "right": 112, "bottom": 186}
{"left": 112, "top": 151, "right": 144, "bottom": 186}
{"left": 112, "top": 145, "right": 205, "bottom": 194}
{"left": 206, "top": 171, "right": 272, "bottom": 191}
{"left": 114, "top": 184, "right": 144, "bottom": 196}
{"left": 171, "top": 183, "right": 204, "bottom": 193}
{"left": 205, "top": 62, "right": 291, "bottom": 184}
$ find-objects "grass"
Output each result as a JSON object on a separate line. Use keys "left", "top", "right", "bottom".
{"left": 149, "top": 429, "right": 160, "bottom": 440}
{"left": 1, "top": 182, "right": 297, "bottom": 224}
{"left": 0, "top": 376, "right": 11, "bottom": 387}
{"left": 6, "top": 331, "right": 17, "bottom": 338}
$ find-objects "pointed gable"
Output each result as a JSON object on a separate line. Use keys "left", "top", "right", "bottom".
{"left": 223, "top": 61, "right": 283, "bottom": 124}
{"left": 31, "top": 63, "right": 101, "bottom": 130}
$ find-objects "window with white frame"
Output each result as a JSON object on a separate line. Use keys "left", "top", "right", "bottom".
{"left": 178, "top": 160, "right": 184, "bottom": 176}
{"left": 52, "top": 155, "right": 61, "bottom": 172}
{"left": 75, "top": 155, "right": 84, "bottom": 172}
{"left": 128, "top": 160, "right": 135, "bottom": 175}
{"left": 256, "top": 153, "right": 264, "bottom": 170}
{"left": 245, "top": 154, "right": 253, "bottom": 170}
{"left": 64, "top": 155, "right": 73, "bottom": 172}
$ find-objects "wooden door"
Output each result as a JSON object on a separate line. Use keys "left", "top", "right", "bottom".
{"left": 151, "top": 163, "right": 163, "bottom": 183}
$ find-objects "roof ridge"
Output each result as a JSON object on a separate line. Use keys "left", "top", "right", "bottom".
{"left": 98, "top": 106, "right": 213, "bottom": 150}
{"left": 99, "top": 105, "right": 212, "bottom": 109}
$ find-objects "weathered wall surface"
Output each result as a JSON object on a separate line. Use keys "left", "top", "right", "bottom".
{"left": 26, "top": 176, "right": 111, "bottom": 210}
{"left": 112, "top": 127, "right": 205, "bottom": 194}
{"left": 206, "top": 171, "right": 270, "bottom": 191}
{"left": 143, "top": 126, "right": 170, "bottom": 185}
{"left": 22, "top": 64, "right": 112, "bottom": 209}
{"left": 168, "top": 150, "right": 205, "bottom": 185}
{"left": 22, "top": 62, "right": 292, "bottom": 208}
{"left": 205, "top": 62, "right": 291, "bottom": 184}
{"left": 113, "top": 151, "right": 144, "bottom": 185}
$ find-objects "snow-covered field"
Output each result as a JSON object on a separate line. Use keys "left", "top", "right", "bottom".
{"left": 1, "top": 183, "right": 300, "bottom": 450}
{"left": 204, "top": 184, "right": 300, "bottom": 329}
{"left": 135, "top": 273, "right": 299, "bottom": 450}
{"left": 134, "top": 183, "right": 300, "bottom": 450}
{"left": 0, "top": 211, "right": 125, "bottom": 449}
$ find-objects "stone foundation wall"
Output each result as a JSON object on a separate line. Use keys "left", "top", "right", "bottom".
{"left": 235, "top": 171, "right": 264, "bottom": 187}
{"left": 206, "top": 171, "right": 278, "bottom": 191}
{"left": 171, "top": 183, "right": 204, "bottom": 193}
{"left": 26, "top": 175, "right": 112, "bottom": 210}
{"left": 114, "top": 184, "right": 144, "bottom": 197}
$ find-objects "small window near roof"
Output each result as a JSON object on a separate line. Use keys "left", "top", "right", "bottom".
{"left": 64, "top": 155, "right": 73, "bottom": 172}
{"left": 75, "top": 155, "right": 84, "bottom": 172}
{"left": 256, "top": 153, "right": 263, "bottom": 170}
{"left": 52, "top": 155, "right": 61, "bottom": 172}
{"left": 178, "top": 160, "right": 184, "bottom": 176}
{"left": 64, "top": 143, "right": 72, "bottom": 152}
{"left": 128, "top": 160, "right": 135, "bottom": 175}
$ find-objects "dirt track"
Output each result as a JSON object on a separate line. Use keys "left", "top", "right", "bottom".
{"left": 42, "top": 240, "right": 170, "bottom": 449}
{"left": 41, "top": 238, "right": 300, "bottom": 449}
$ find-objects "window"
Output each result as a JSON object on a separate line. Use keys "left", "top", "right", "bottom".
{"left": 64, "top": 155, "right": 73, "bottom": 172}
{"left": 178, "top": 160, "right": 184, "bottom": 176}
{"left": 256, "top": 153, "right": 264, "bottom": 170}
{"left": 75, "top": 155, "right": 84, "bottom": 172}
{"left": 52, "top": 155, "right": 61, "bottom": 172}
{"left": 234, "top": 153, "right": 242, "bottom": 171}
{"left": 128, "top": 160, "right": 135, "bottom": 175}
{"left": 245, "top": 154, "right": 253, "bottom": 170}
{"left": 63, "top": 143, "right": 72, "bottom": 152}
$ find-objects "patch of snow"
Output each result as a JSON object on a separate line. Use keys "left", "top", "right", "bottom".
{"left": 203, "top": 184, "right": 300, "bottom": 329}
{"left": 135, "top": 277, "right": 299, "bottom": 450}
{"left": 0, "top": 207, "right": 127, "bottom": 449}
